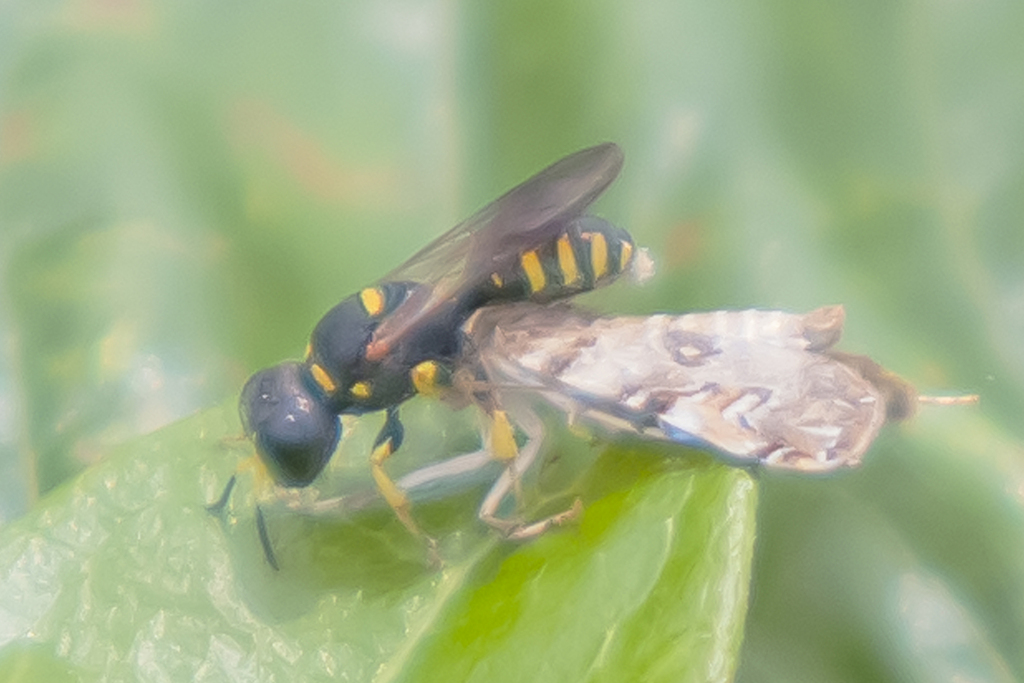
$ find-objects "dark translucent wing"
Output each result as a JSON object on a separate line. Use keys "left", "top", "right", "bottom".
{"left": 365, "top": 143, "right": 623, "bottom": 361}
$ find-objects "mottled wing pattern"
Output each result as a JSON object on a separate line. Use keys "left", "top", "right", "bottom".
{"left": 471, "top": 304, "right": 913, "bottom": 472}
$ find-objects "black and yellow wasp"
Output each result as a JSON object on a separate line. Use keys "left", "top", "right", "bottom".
{"left": 210, "top": 143, "right": 639, "bottom": 568}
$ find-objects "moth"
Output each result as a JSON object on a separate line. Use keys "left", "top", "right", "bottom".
{"left": 277, "top": 302, "right": 974, "bottom": 538}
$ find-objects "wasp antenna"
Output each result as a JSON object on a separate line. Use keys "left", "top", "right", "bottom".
{"left": 207, "top": 475, "right": 237, "bottom": 515}
{"left": 255, "top": 505, "right": 281, "bottom": 571}
{"left": 918, "top": 394, "right": 980, "bottom": 406}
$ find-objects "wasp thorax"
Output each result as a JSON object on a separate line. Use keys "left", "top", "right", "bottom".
{"left": 239, "top": 362, "right": 340, "bottom": 487}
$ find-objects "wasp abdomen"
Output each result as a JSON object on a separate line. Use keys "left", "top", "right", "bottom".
{"left": 482, "top": 216, "right": 634, "bottom": 305}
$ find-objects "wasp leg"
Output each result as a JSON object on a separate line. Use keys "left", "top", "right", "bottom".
{"left": 477, "top": 404, "right": 584, "bottom": 540}
{"left": 488, "top": 408, "right": 524, "bottom": 504}
{"left": 280, "top": 448, "right": 499, "bottom": 517}
{"left": 370, "top": 406, "right": 440, "bottom": 564}
{"left": 503, "top": 498, "right": 584, "bottom": 541}
{"left": 468, "top": 377, "right": 529, "bottom": 514}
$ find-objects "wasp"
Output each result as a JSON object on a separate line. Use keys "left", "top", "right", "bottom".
{"left": 280, "top": 303, "right": 974, "bottom": 536}
{"left": 210, "top": 143, "right": 640, "bottom": 568}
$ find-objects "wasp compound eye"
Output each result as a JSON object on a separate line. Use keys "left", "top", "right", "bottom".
{"left": 239, "top": 362, "right": 340, "bottom": 487}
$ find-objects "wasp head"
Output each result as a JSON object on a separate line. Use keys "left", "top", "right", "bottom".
{"left": 239, "top": 361, "right": 340, "bottom": 487}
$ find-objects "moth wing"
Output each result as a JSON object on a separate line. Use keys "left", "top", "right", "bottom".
{"left": 473, "top": 305, "right": 892, "bottom": 472}
{"left": 651, "top": 348, "right": 888, "bottom": 471}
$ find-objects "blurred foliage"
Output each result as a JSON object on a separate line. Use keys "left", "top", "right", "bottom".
{"left": 0, "top": 0, "right": 1022, "bottom": 681}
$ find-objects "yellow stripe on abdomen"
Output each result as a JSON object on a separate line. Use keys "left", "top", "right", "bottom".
{"left": 520, "top": 250, "right": 546, "bottom": 293}
{"left": 589, "top": 232, "right": 609, "bottom": 280}
{"left": 556, "top": 234, "right": 580, "bottom": 286}
{"left": 619, "top": 240, "right": 633, "bottom": 271}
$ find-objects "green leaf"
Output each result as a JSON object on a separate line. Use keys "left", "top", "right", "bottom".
{"left": 0, "top": 402, "right": 755, "bottom": 681}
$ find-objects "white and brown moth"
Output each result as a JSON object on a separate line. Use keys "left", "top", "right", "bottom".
{"left": 281, "top": 302, "right": 972, "bottom": 539}
{"left": 466, "top": 303, "right": 916, "bottom": 474}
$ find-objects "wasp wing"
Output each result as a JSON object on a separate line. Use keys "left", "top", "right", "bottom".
{"left": 468, "top": 304, "right": 915, "bottom": 472}
{"left": 365, "top": 143, "right": 623, "bottom": 361}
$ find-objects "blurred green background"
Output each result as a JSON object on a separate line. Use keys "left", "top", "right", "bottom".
{"left": 1, "top": 0, "right": 1022, "bottom": 681}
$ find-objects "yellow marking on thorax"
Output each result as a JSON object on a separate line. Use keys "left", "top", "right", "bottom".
{"left": 304, "top": 343, "right": 312, "bottom": 360}
{"left": 411, "top": 361, "right": 442, "bottom": 397}
{"left": 491, "top": 272, "right": 504, "bottom": 288}
{"left": 350, "top": 381, "right": 372, "bottom": 400}
{"left": 359, "top": 287, "right": 386, "bottom": 317}
{"left": 588, "top": 231, "right": 609, "bottom": 280}
{"left": 520, "top": 250, "right": 546, "bottom": 293}
{"left": 310, "top": 363, "right": 337, "bottom": 394}
{"left": 556, "top": 234, "right": 580, "bottom": 286}
{"left": 619, "top": 241, "right": 633, "bottom": 271}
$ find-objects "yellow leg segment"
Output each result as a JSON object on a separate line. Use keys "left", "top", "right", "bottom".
{"left": 489, "top": 410, "right": 519, "bottom": 463}
{"left": 369, "top": 407, "right": 440, "bottom": 565}
{"left": 487, "top": 408, "right": 524, "bottom": 512}
{"left": 370, "top": 438, "right": 421, "bottom": 538}
{"left": 476, "top": 405, "right": 585, "bottom": 539}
